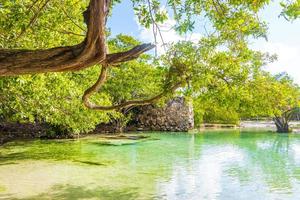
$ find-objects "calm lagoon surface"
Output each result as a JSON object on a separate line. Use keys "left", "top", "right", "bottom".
{"left": 1, "top": 130, "right": 300, "bottom": 200}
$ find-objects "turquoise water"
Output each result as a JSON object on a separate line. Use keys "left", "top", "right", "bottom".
{"left": 1, "top": 130, "right": 300, "bottom": 199}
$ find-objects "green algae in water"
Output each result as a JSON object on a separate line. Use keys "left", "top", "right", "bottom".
{"left": 0, "top": 185, "right": 6, "bottom": 192}
{"left": 91, "top": 139, "right": 142, "bottom": 146}
{"left": 89, "top": 134, "right": 158, "bottom": 146}
{"left": 1, "top": 131, "right": 300, "bottom": 199}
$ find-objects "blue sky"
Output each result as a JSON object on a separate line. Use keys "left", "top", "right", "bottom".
{"left": 107, "top": 0, "right": 300, "bottom": 84}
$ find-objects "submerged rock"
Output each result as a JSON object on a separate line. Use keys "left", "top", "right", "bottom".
{"left": 91, "top": 134, "right": 156, "bottom": 146}
{"left": 101, "top": 135, "right": 150, "bottom": 140}
{"left": 72, "top": 160, "right": 106, "bottom": 166}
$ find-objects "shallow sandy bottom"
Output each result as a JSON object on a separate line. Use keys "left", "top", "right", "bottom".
{"left": 1, "top": 131, "right": 300, "bottom": 199}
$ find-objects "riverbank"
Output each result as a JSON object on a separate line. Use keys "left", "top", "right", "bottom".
{"left": 241, "top": 121, "right": 300, "bottom": 133}
{"left": 1, "top": 121, "right": 300, "bottom": 145}
{"left": 0, "top": 122, "right": 74, "bottom": 145}
{"left": 0, "top": 122, "right": 154, "bottom": 145}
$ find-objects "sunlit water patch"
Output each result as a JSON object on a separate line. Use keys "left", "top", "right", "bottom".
{"left": 1, "top": 131, "right": 300, "bottom": 199}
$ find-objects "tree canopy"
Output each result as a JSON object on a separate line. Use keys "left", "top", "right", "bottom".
{"left": 0, "top": 0, "right": 299, "bottom": 133}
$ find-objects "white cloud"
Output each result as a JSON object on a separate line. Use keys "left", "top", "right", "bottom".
{"left": 260, "top": 42, "right": 300, "bottom": 84}
{"left": 136, "top": 17, "right": 300, "bottom": 85}
{"left": 137, "top": 18, "right": 202, "bottom": 54}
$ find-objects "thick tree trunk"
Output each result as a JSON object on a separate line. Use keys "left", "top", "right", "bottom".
{"left": 273, "top": 116, "right": 290, "bottom": 133}
{"left": 115, "top": 119, "right": 124, "bottom": 133}
{"left": 0, "top": 0, "right": 108, "bottom": 76}
{"left": 0, "top": 0, "right": 155, "bottom": 76}
{"left": 0, "top": 0, "right": 177, "bottom": 111}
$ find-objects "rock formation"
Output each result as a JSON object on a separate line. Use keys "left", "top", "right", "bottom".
{"left": 128, "top": 97, "right": 194, "bottom": 132}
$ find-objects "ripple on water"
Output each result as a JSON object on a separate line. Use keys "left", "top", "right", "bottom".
{"left": 1, "top": 131, "right": 300, "bottom": 199}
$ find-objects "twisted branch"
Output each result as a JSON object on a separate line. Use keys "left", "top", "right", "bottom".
{"left": 106, "top": 43, "right": 155, "bottom": 65}
{"left": 82, "top": 65, "right": 184, "bottom": 111}
{"left": 0, "top": 0, "right": 171, "bottom": 111}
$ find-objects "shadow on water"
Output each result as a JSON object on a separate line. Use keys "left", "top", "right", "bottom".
{"left": 1, "top": 184, "right": 139, "bottom": 200}
{"left": 0, "top": 140, "right": 101, "bottom": 164}
{"left": 0, "top": 136, "right": 157, "bottom": 164}
{"left": 72, "top": 160, "right": 107, "bottom": 166}
{"left": 272, "top": 134, "right": 290, "bottom": 153}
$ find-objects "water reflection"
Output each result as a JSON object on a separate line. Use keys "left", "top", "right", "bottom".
{"left": 157, "top": 146, "right": 244, "bottom": 200}
{"left": 154, "top": 132, "right": 300, "bottom": 199}
{"left": 1, "top": 131, "right": 300, "bottom": 199}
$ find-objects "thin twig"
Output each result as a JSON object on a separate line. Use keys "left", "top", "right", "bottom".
{"left": 155, "top": 23, "right": 166, "bottom": 51}
{"left": 16, "top": 0, "right": 51, "bottom": 40}
{"left": 146, "top": 0, "right": 158, "bottom": 56}
{"left": 25, "top": 0, "right": 40, "bottom": 14}
{"left": 41, "top": 25, "right": 85, "bottom": 37}
{"left": 61, "top": 6, "right": 86, "bottom": 32}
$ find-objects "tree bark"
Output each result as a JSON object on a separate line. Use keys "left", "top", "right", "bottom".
{"left": 273, "top": 116, "right": 290, "bottom": 133}
{"left": 0, "top": 0, "right": 154, "bottom": 76}
{"left": 0, "top": 0, "right": 110, "bottom": 76}
{"left": 0, "top": 0, "right": 177, "bottom": 111}
{"left": 82, "top": 65, "right": 184, "bottom": 111}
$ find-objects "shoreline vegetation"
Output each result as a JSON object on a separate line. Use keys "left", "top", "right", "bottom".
{"left": 1, "top": 121, "right": 300, "bottom": 145}
{"left": 0, "top": 1, "right": 299, "bottom": 140}
{"left": 0, "top": 0, "right": 299, "bottom": 198}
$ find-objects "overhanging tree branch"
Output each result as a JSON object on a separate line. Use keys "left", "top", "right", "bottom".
{"left": 0, "top": 0, "right": 109, "bottom": 76}
{"left": 0, "top": 0, "right": 171, "bottom": 111}
{"left": 0, "top": 0, "right": 155, "bottom": 76}
{"left": 82, "top": 65, "right": 184, "bottom": 111}
{"left": 106, "top": 43, "right": 155, "bottom": 65}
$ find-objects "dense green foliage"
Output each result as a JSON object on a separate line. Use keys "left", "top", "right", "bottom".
{"left": 194, "top": 71, "right": 300, "bottom": 125}
{"left": 281, "top": 0, "right": 300, "bottom": 20}
{"left": 157, "top": 38, "right": 299, "bottom": 126}
{"left": 160, "top": 39, "right": 279, "bottom": 125}
{"left": 240, "top": 72, "right": 300, "bottom": 118}
{"left": 0, "top": 34, "right": 167, "bottom": 133}
{"left": 0, "top": 68, "right": 114, "bottom": 133}
{"left": 0, "top": 0, "right": 88, "bottom": 48}
{"left": 0, "top": 0, "right": 299, "bottom": 133}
